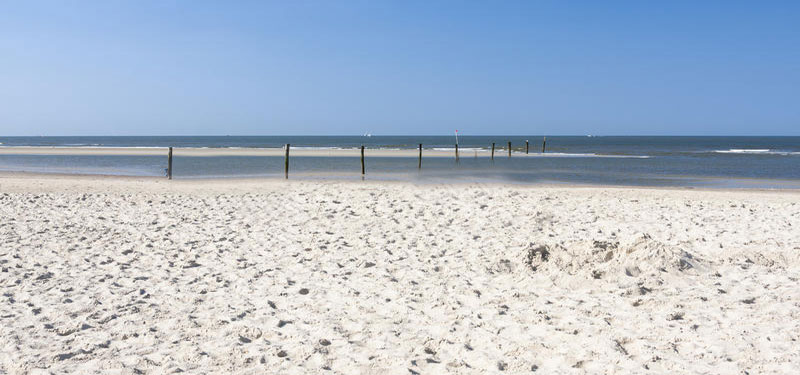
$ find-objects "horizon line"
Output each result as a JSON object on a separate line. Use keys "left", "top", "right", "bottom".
{"left": 2, "top": 134, "right": 800, "bottom": 138}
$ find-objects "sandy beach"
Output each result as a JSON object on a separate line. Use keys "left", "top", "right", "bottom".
{"left": 0, "top": 146, "right": 479, "bottom": 158}
{"left": 1, "top": 174, "right": 799, "bottom": 374}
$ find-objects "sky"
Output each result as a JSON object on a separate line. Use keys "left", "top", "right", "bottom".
{"left": 1, "top": 1, "right": 798, "bottom": 136}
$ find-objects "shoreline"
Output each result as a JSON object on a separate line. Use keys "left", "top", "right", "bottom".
{"left": 2, "top": 171, "right": 799, "bottom": 195}
{"left": 0, "top": 146, "right": 484, "bottom": 157}
{"left": 0, "top": 146, "right": 648, "bottom": 158}
{"left": 3, "top": 146, "right": 799, "bottom": 190}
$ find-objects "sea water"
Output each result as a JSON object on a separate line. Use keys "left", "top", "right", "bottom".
{"left": 1, "top": 136, "right": 799, "bottom": 188}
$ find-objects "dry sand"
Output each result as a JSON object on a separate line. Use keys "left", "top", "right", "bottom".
{"left": 1, "top": 174, "right": 799, "bottom": 374}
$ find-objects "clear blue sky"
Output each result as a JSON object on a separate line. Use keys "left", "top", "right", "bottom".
{"left": 1, "top": 1, "right": 798, "bottom": 136}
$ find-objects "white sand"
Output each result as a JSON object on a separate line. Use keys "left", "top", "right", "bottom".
{"left": 0, "top": 146, "right": 470, "bottom": 157}
{"left": 1, "top": 174, "right": 799, "bottom": 374}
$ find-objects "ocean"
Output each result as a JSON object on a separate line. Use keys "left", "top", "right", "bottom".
{"left": 1, "top": 136, "right": 799, "bottom": 188}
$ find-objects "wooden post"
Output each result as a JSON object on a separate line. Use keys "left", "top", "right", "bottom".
{"left": 284, "top": 144, "right": 290, "bottom": 179}
{"left": 508, "top": 141, "right": 512, "bottom": 157}
{"left": 167, "top": 147, "right": 173, "bottom": 180}
{"left": 418, "top": 143, "right": 422, "bottom": 169}
{"left": 491, "top": 143, "right": 495, "bottom": 160}
{"left": 360, "top": 145, "right": 365, "bottom": 176}
{"left": 455, "top": 144, "right": 459, "bottom": 162}
{"left": 542, "top": 137, "right": 547, "bottom": 153}
{"left": 526, "top": 140, "right": 529, "bottom": 154}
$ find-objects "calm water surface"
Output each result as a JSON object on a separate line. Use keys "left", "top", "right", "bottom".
{"left": 1, "top": 136, "right": 799, "bottom": 188}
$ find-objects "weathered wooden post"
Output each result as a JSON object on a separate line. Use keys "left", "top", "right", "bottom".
{"left": 284, "top": 144, "right": 290, "bottom": 179}
{"left": 491, "top": 143, "right": 495, "bottom": 160}
{"left": 167, "top": 147, "right": 173, "bottom": 180}
{"left": 526, "top": 140, "right": 529, "bottom": 154}
{"left": 542, "top": 137, "right": 547, "bottom": 153}
{"left": 455, "top": 144, "right": 459, "bottom": 162}
{"left": 360, "top": 145, "right": 365, "bottom": 176}
{"left": 418, "top": 143, "right": 422, "bottom": 169}
{"left": 508, "top": 141, "right": 512, "bottom": 157}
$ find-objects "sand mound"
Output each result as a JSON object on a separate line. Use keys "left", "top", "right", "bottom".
{"left": 524, "top": 234, "right": 703, "bottom": 281}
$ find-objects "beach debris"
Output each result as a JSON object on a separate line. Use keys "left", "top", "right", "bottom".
{"left": 525, "top": 244, "right": 551, "bottom": 272}
{"left": 239, "top": 327, "right": 262, "bottom": 342}
{"left": 667, "top": 312, "right": 684, "bottom": 321}
{"left": 625, "top": 266, "right": 641, "bottom": 277}
{"left": 614, "top": 339, "right": 630, "bottom": 355}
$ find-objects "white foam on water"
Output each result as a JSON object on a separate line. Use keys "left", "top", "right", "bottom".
{"left": 715, "top": 149, "right": 799, "bottom": 156}
{"left": 429, "top": 149, "right": 650, "bottom": 158}
{"left": 542, "top": 153, "right": 650, "bottom": 159}
{"left": 716, "top": 149, "right": 770, "bottom": 153}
